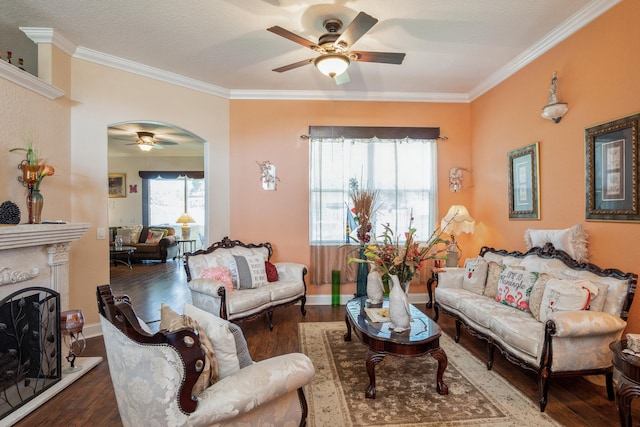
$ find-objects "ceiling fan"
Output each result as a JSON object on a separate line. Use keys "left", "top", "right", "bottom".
{"left": 124, "top": 131, "right": 178, "bottom": 151}
{"left": 268, "top": 11, "right": 405, "bottom": 84}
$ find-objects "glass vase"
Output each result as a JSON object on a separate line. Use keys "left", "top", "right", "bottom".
{"left": 355, "top": 247, "right": 369, "bottom": 297}
{"left": 27, "top": 188, "right": 43, "bottom": 224}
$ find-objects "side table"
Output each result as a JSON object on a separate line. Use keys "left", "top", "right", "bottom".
{"left": 610, "top": 340, "right": 640, "bottom": 427}
{"left": 177, "top": 239, "right": 196, "bottom": 257}
{"left": 426, "top": 267, "right": 445, "bottom": 309}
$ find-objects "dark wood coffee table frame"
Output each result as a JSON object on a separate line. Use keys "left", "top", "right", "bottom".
{"left": 344, "top": 296, "right": 448, "bottom": 399}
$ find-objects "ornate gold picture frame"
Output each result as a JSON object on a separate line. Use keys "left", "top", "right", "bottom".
{"left": 108, "top": 173, "right": 126, "bottom": 198}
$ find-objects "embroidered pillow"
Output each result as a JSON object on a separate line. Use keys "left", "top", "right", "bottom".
{"left": 233, "top": 255, "right": 268, "bottom": 289}
{"left": 462, "top": 257, "right": 489, "bottom": 295}
{"left": 265, "top": 261, "right": 279, "bottom": 282}
{"left": 482, "top": 261, "right": 503, "bottom": 298}
{"left": 159, "top": 304, "right": 219, "bottom": 395}
{"left": 538, "top": 278, "right": 594, "bottom": 322}
{"left": 146, "top": 230, "right": 165, "bottom": 244}
{"left": 200, "top": 267, "right": 233, "bottom": 292}
{"left": 495, "top": 267, "right": 539, "bottom": 312}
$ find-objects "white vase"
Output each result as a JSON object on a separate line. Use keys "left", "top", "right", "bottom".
{"left": 366, "top": 270, "right": 384, "bottom": 304}
{"left": 388, "top": 275, "right": 411, "bottom": 332}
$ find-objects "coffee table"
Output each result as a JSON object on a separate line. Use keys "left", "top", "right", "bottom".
{"left": 110, "top": 246, "right": 136, "bottom": 269}
{"left": 344, "top": 296, "right": 448, "bottom": 399}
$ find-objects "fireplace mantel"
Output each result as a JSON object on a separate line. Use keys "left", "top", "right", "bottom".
{"left": 0, "top": 223, "right": 90, "bottom": 250}
{"left": 0, "top": 222, "right": 90, "bottom": 311}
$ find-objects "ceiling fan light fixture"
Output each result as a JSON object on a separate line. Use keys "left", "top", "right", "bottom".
{"left": 137, "top": 131, "right": 155, "bottom": 144}
{"left": 314, "top": 54, "right": 350, "bottom": 77}
{"left": 138, "top": 143, "right": 154, "bottom": 152}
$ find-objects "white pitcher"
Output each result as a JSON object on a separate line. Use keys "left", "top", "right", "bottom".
{"left": 388, "top": 274, "right": 411, "bottom": 332}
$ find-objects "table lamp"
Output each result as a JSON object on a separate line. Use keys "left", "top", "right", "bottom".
{"left": 176, "top": 212, "right": 196, "bottom": 240}
{"left": 440, "top": 205, "right": 475, "bottom": 267}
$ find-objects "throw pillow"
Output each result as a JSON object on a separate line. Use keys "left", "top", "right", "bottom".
{"left": 183, "top": 303, "right": 241, "bottom": 379}
{"left": 495, "top": 267, "right": 539, "bottom": 312}
{"left": 146, "top": 230, "right": 165, "bottom": 244}
{"left": 115, "top": 229, "right": 135, "bottom": 245}
{"left": 265, "top": 261, "right": 279, "bottom": 282}
{"left": 462, "top": 257, "right": 489, "bottom": 295}
{"left": 437, "top": 268, "right": 464, "bottom": 289}
{"left": 529, "top": 273, "right": 552, "bottom": 321}
{"left": 524, "top": 224, "right": 589, "bottom": 263}
{"left": 149, "top": 228, "right": 169, "bottom": 239}
{"left": 159, "top": 304, "right": 219, "bottom": 395}
{"left": 200, "top": 267, "right": 233, "bottom": 293}
{"left": 483, "top": 261, "right": 503, "bottom": 298}
{"left": 538, "top": 278, "right": 593, "bottom": 322}
{"left": 588, "top": 281, "right": 609, "bottom": 312}
{"left": 233, "top": 255, "right": 268, "bottom": 289}
{"left": 228, "top": 322, "right": 253, "bottom": 368}
{"left": 120, "top": 225, "right": 143, "bottom": 244}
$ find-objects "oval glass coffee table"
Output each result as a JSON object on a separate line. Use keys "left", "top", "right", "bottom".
{"left": 344, "top": 296, "right": 449, "bottom": 399}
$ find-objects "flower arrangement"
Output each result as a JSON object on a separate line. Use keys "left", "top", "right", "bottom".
{"left": 353, "top": 214, "right": 448, "bottom": 284}
{"left": 348, "top": 178, "right": 379, "bottom": 246}
{"left": 10, "top": 143, "right": 55, "bottom": 190}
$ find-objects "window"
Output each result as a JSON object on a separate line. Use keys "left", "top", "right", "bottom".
{"left": 310, "top": 138, "right": 438, "bottom": 245}
{"left": 140, "top": 171, "right": 205, "bottom": 239}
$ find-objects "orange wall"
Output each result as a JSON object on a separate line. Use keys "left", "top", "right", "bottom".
{"left": 470, "top": 0, "right": 640, "bottom": 331}
{"left": 229, "top": 100, "right": 472, "bottom": 295}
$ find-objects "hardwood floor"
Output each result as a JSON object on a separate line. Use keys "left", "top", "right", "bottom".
{"left": 13, "top": 258, "right": 635, "bottom": 426}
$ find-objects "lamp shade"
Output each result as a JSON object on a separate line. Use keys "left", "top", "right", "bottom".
{"left": 314, "top": 54, "right": 350, "bottom": 77}
{"left": 176, "top": 212, "right": 196, "bottom": 224}
{"left": 441, "top": 205, "right": 475, "bottom": 235}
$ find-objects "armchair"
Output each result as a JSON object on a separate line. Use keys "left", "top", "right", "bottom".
{"left": 97, "top": 285, "right": 315, "bottom": 427}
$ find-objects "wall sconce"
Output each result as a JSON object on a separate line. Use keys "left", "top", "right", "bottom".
{"left": 449, "top": 167, "right": 467, "bottom": 192}
{"left": 258, "top": 160, "right": 279, "bottom": 190}
{"left": 541, "top": 71, "right": 568, "bottom": 123}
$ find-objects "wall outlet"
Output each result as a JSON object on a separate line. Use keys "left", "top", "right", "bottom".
{"left": 97, "top": 227, "right": 106, "bottom": 240}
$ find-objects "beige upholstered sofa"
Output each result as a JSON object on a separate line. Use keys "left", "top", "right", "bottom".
{"left": 97, "top": 285, "right": 315, "bottom": 427}
{"left": 432, "top": 244, "right": 637, "bottom": 411}
{"left": 184, "top": 237, "right": 307, "bottom": 330}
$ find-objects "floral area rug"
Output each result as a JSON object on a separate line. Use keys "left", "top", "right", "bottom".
{"left": 299, "top": 321, "right": 561, "bottom": 427}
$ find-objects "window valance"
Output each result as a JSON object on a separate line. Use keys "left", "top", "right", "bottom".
{"left": 138, "top": 171, "right": 204, "bottom": 179}
{"left": 309, "top": 126, "right": 440, "bottom": 141}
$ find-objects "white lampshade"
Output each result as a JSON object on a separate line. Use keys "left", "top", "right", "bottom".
{"left": 314, "top": 54, "right": 350, "bottom": 77}
{"left": 176, "top": 212, "right": 196, "bottom": 240}
{"left": 441, "top": 205, "right": 475, "bottom": 235}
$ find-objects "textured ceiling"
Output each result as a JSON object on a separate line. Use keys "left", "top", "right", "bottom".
{"left": 0, "top": 0, "right": 616, "bottom": 99}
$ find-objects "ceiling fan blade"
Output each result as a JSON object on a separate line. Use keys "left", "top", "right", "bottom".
{"left": 334, "top": 71, "right": 350, "bottom": 85}
{"left": 335, "top": 12, "right": 378, "bottom": 48}
{"left": 351, "top": 51, "right": 406, "bottom": 64}
{"left": 267, "top": 26, "right": 320, "bottom": 50}
{"left": 272, "top": 58, "right": 315, "bottom": 73}
{"left": 154, "top": 140, "right": 178, "bottom": 146}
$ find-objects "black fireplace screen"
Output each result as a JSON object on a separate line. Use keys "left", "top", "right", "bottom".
{"left": 0, "top": 287, "right": 61, "bottom": 420}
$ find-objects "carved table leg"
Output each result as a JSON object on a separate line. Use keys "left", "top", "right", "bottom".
{"left": 617, "top": 376, "right": 640, "bottom": 427}
{"left": 426, "top": 276, "right": 436, "bottom": 309}
{"left": 344, "top": 314, "right": 352, "bottom": 341}
{"left": 430, "top": 347, "right": 449, "bottom": 395}
{"left": 366, "top": 350, "right": 386, "bottom": 399}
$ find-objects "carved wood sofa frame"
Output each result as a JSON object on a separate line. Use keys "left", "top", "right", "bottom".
{"left": 433, "top": 244, "right": 637, "bottom": 412}
{"left": 184, "top": 236, "right": 307, "bottom": 330}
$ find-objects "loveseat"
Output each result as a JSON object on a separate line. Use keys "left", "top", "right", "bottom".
{"left": 110, "top": 225, "right": 179, "bottom": 263}
{"left": 431, "top": 244, "right": 637, "bottom": 411}
{"left": 184, "top": 237, "right": 307, "bottom": 330}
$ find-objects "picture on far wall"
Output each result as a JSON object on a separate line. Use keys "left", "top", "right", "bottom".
{"left": 508, "top": 142, "right": 540, "bottom": 220}
{"left": 108, "top": 173, "right": 126, "bottom": 198}
{"left": 585, "top": 113, "right": 640, "bottom": 222}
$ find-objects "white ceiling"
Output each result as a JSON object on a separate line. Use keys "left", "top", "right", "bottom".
{"left": 1, "top": 0, "right": 618, "bottom": 102}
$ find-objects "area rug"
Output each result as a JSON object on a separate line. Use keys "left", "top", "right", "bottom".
{"left": 299, "top": 321, "right": 561, "bottom": 427}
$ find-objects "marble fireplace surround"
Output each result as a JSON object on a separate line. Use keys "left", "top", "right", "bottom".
{"left": 0, "top": 223, "right": 103, "bottom": 426}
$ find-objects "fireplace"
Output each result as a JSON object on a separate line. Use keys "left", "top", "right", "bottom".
{"left": 0, "top": 223, "right": 101, "bottom": 426}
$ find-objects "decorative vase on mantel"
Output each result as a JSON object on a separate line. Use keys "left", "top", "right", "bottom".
{"left": 21, "top": 163, "right": 43, "bottom": 224}
{"left": 388, "top": 274, "right": 411, "bottom": 333}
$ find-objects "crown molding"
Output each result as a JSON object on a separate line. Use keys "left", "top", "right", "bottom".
{"left": 0, "top": 60, "right": 64, "bottom": 99}
{"left": 73, "top": 47, "right": 231, "bottom": 98}
{"left": 20, "top": 27, "right": 77, "bottom": 57}
{"left": 468, "top": 0, "right": 620, "bottom": 101}
{"left": 229, "top": 89, "right": 470, "bottom": 103}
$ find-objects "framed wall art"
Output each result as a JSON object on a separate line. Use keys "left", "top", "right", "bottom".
{"left": 585, "top": 113, "right": 640, "bottom": 221}
{"left": 508, "top": 142, "right": 540, "bottom": 219}
{"left": 108, "top": 173, "right": 126, "bottom": 198}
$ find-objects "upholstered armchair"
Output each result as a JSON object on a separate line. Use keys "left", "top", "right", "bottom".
{"left": 97, "top": 285, "right": 315, "bottom": 427}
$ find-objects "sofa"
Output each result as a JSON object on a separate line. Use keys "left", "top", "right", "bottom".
{"left": 431, "top": 243, "right": 637, "bottom": 411}
{"left": 184, "top": 236, "right": 307, "bottom": 330}
{"left": 110, "top": 225, "right": 179, "bottom": 263}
